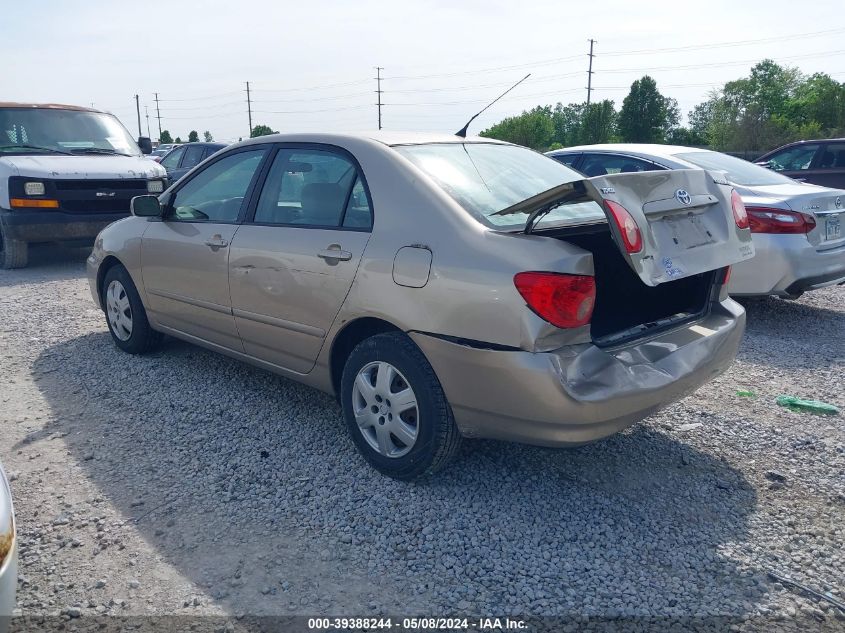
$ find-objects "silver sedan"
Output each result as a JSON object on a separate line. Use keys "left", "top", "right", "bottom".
{"left": 0, "top": 463, "right": 15, "bottom": 633}
{"left": 548, "top": 144, "right": 845, "bottom": 298}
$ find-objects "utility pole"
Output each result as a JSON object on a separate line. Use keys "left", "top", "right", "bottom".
{"left": 135, "top": 94, "right": 142, "bottom": 137}
{"left": 586, "top": 39, "right": 596, "bottom": 106}
{"left": 144, "top": 105, "right": 151, "bottom": 138}
{"left": 374, "top": 66, "right": 383, "bottom": 130}
{"left": 153, "top": 92, "right": 162, "bottom": 140}
{"left": 245, "top": 81, "right": 253, "bottom": 136}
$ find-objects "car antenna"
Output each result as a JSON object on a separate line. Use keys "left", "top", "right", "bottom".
{"left": 455, "top": 73, "right": 531, "bottom": 138}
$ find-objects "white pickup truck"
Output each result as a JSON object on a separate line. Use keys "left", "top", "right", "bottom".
{"left": 0, "top": 103, "right": 167, "bottom": 268}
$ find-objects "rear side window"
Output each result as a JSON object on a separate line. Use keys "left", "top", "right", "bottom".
{"left": 817, "top": 143, "right": 845, "bottom": 169}
{"left": 551, "top": 153, "right": 580, "bottom": 168}
{"left": 580, "top": 153, "right": 661, "bottom": 176}
{"left": 765, "top": 144, "right": 819, "bottom": 171}
{"left": 253, "top": 148, "right": 371, "bottom": 229}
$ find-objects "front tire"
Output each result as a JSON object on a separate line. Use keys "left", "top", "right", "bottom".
{"left": 102, "top": 265, "right": 162, "bottom": 354}
{"left": 0, "top": 227, "right": 28, "bottom": 269}
{"left": 340, "top": 332, "right": 462, "bottom": 480}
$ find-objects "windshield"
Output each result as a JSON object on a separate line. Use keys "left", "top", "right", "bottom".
{"left": 394, "top": 142, "right": 604, "bottom": 229}
{"left": 0, "top": 108, "right": 140, "bottom": 156}
{"left": 674, "top": 150, "right": 795, "bottom": 187}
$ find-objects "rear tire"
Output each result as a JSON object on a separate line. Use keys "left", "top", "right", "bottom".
{"left": 102, "top": 265, "right": 162, "bottom": 354}
{"left": 0, "top": 227, "right": 28, "bottom": 269}
{"left": 340, "top": 332, "right": 462, "bottom": 480}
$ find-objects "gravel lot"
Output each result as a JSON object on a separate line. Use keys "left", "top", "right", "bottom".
{"left": 0, "top": 247, "right": 843, "bottom": 630}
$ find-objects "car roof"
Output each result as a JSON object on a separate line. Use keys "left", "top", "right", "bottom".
{"left": 548, "top": 143, "right": 710, "bottom": 160}
{"left": 235, "top": 131, "right": 509, "bottom": 149}
{"left": 0, "top": 102, "right": 103, "bottom": 113}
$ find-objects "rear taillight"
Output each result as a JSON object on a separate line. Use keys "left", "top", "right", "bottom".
{"left": 746, "top": 206, "right": 816, "bottom": 234}
{"left": 721, "top": 266, "right": 732, "bottom": 285}
{"left": 604, "top": 200, "right": 642, "bottom": 253}
{"left": 513, "top": 272, "right": 595, "bottom": 329}
{"left": 731, "top": 189, "right": 749, "bottom": 230}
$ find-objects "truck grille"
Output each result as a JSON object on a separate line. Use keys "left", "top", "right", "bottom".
{"left": 54, "top": 179, "right": 148, "bottom": 215}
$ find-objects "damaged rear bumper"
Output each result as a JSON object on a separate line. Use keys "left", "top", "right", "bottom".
{"left": 411, "top": 298, "right": 745, "bottom": 447}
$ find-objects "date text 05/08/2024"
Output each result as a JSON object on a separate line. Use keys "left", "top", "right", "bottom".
{"left": 307, "top": 617, "right": 528, "bottom": 630}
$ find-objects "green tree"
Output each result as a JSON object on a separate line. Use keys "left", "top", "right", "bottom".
{"left": 788, "top": 73, "right": 845, "bottom": 135}
{"left": 175, "top": 136, "right": 182, "bottom": 143}
{"left": 579, "top": 100, "right": 617, "bottom": 144}
{"left": 250, "top": 124, "right": 277, "bottom": 138}
{"left": 159, "top": 130, "right": 173, "bottom": 144}
{"left": 203, "top": 130, "right": 214, "bottom": 142}
{"left": 188, "top": 130, "right": 199, "bottom": 143}
{"left": 479, "top": 106, "right": 554, "bottom": 150}
{"left": 617, "top": 76, "right": 679, "bottom": 143}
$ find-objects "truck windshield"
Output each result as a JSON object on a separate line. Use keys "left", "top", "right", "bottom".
{"left": 394, "top": 142, "right": 604, "bottom": 229}
{"left": 0, "top": 108, "right": 140, "bottom": 157}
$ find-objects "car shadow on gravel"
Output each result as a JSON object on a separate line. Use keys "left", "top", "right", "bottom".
{"left": 31, "top": 331, "right": 765, "bottom": 617}
{"left": 0, "top": 245, "right": 88, "bottom": 288}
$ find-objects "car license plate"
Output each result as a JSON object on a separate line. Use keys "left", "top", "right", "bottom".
{"left": 825, "top": 215, "right": 841, "bottom": 241}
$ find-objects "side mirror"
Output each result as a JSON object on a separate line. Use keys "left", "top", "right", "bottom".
{"left": 131, "top": 195, "right": 162, "bottom": 217}
{"left": 137, "top": 136, "right": 153, "bottom": 154}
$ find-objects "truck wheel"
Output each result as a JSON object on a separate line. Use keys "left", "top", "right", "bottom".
{"left": 102, "top": 265, "right": 162, "bottom": 354}
{"left": 0, "top": 228, "right": 28, "bottom": 269}
{"left": 340, "top": 332, "right": 462, "bottom": 480}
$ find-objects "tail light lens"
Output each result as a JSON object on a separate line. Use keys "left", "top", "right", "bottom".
{"left": 731, "top": 189, "right": 750, "bottom": 229}
{"left": 721, "top": 266, "right": 732, "bottom": 285}
{"left": 746, "top": 206, "right": 816, "bottom": 234}
{"left": 514, "top": 272, "right": 596, "bottom": 329}
{"left": 604, "top": 200, "right": 642, "bottom": 253}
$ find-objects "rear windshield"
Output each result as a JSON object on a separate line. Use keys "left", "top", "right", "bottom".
{"left": 394, "top": 142, "right": 604, "bottom": 229}
{"left": 674, "top": 150, "right": 795, "bottom": 187}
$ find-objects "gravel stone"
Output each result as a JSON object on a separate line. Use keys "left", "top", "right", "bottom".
{"left": 0, "top": 250, "right": 842, "bottom": 621}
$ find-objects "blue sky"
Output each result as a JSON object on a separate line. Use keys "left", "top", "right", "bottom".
{"left": 4, "top": 0, "right": 844, "bottom": 142}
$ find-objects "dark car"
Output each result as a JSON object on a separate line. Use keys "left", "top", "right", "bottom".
{"left": 755, "top": 139, "right": 845, "bottom": 189}
{"left": 159, "top": 142, "right": 227, "bottom": 183}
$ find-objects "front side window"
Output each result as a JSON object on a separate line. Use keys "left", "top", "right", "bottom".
{"left": 254, "top": 148, "right": 370, "bottom": 228}
{"left": 160, "top": 146, "right": 185, "bottom": 169}
{"left": 168, "top": 149, "right": 266, "bottom": 222}
{"left": 551, "top": 153, "right": 580, "bottom": 168}
{"left": 394, "top": 142, "right": 602, "bottom": 229}
{"left": 0, "top": 107, "right": 140, "bottom": 156}
{"left": 180, "top": 145, "right": 205, "bottom": 170}
{"left": 765, "top": 144, "right": 819, "bottom": 171}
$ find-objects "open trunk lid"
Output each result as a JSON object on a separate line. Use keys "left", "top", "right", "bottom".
{"left": 496, "top": 169, "right": 755, "bottom": 286}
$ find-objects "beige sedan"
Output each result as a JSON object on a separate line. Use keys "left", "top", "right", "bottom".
{"left": 88, "top": 133, "right": 753, "bottom": 479}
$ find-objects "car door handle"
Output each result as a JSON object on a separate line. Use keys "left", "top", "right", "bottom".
{"left": 204, "top": 235, "right": 229, "bottom": 249}
{"left": 317, "top": 245, "right": 352, "bottom": 261}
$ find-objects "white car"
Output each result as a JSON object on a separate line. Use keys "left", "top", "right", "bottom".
{"left": 548, "top": 144, "right": 845, "bottom": 298}
{"left": 0, "top": 464, "right": 15, "bottom": 633}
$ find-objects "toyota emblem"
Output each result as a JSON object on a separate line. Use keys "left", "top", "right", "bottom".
{"left": 675, "top": 189, "right": 692, "bottom": 205}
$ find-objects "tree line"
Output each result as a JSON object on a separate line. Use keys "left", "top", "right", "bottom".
{"left": 157, "top": 125, "right": 277, "bottom": 145}
{"left": 480, "top": 60, "right": 845, "bottom": 154}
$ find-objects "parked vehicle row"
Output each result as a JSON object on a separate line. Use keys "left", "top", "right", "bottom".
{"left": 548, "top": 145, "right": 845, "bottom": 298}
{"left": 88, "top": 132, "right": 753, "bottom": 479}
{"left": 158, "top": 141, "right": 227, "bottom": 182}
{"left": 0, "top": 103, "right": 167, "bottom": 269}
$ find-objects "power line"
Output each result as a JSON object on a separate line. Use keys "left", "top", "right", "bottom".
{"left": 600, "top": 27, "right": 845, "bottom": 56}
{"left": 597, "top": 49, "right": 845, "bottom": 75}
